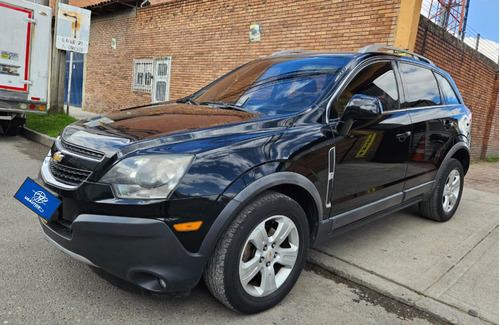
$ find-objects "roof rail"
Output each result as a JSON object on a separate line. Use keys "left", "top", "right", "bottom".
{"left": 358, "top": 45, "right": 435, "bottom": 66}
{"left": 270, "top": 50, "right": 310, "bottom": 56}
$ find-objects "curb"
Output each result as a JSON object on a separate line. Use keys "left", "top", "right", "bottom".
{"left": 20, "top": 127, "right": 55, "bottom": 148}
{"left": 307, "top": 249, "right": 492, "bottom": 325}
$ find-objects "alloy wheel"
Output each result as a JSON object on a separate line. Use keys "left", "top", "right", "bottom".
{"left": 442, "top": 168, "right": 461, "bottom": 213}
{"left": 238, "top": 215, "right": 299, "bottom": 297}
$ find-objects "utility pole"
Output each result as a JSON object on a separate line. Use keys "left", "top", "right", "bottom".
{"left": 49, "top": 0, "right": 69, "bottom": 114}
{"left": 63, "top": 12, "right": 77, "bottom": 115}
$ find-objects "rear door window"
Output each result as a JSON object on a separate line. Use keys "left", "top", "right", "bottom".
{"left": 399, "top": 63, "right": 441, "bottom": 108}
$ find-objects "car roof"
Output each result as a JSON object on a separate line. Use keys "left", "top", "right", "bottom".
{"left": 266, "top": 49, "right": 451, "bottom": 77}
{"left": 268, "top": 45, "right": 436, "bottom": 68}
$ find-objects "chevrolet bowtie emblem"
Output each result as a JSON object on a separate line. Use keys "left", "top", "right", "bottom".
{"left": 52, "top": 151, "right": 64, "bottom": 163}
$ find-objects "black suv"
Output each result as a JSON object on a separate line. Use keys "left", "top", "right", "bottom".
{"left": 37, "top": 45, "right": 471, "bottom": 313}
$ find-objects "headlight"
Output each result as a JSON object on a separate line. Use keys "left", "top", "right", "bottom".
{"left": 100, "top": 154, "right": 194, "bottom": 199}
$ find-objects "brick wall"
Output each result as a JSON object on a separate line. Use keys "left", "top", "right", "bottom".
{"left": 485, "top": 79, "right": 499, "bottom": 158}
{"left": 83, "top": 0, "right": 401, "bottom": 113}
{"left": 414, "top": 16, "right": 499, "bottom": 159}
{"left": 50, "top": 0, "right": 168, "bottom": 10}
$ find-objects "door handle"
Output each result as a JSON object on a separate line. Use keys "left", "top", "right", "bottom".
{"left": 396, "top": 131, "right": 411, "bottom": 142}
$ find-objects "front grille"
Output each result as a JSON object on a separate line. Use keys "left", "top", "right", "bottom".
{"left": 61, "top": 139, "right": 104, "bottom": 160}
{"left": 49, "top": 160, "right": 92, "bottom": 186}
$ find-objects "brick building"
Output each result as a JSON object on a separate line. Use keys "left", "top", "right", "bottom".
{"left": 52, "top": 0, "right": 498, "bottom": 159}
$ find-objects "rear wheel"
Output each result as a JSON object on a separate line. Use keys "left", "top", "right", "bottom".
{"left": 1, "top": 117, "right": 25, "bottom": 136}
{"left": 419, "top": 158, "right": 464, "bottom": 222}
{"left": 204, "top": 191, "right": 309, "bottom": 313}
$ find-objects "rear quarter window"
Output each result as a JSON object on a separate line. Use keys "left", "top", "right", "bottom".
{"left": 435, "top": 73, "right": 461, "bottom": 105}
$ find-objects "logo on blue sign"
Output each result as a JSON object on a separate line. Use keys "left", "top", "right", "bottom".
{"left": 25, "top": 190, "right": 49, "bottom": 213}
{"left": 14, "top": 178, "right": 61, "bottom": 222}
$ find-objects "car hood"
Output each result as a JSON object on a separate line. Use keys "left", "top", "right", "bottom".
{"left": 60, "top": 103, "right": 281, "bottom": 156}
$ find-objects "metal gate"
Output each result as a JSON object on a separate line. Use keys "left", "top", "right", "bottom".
{"left": 64, "top": 52, "right": 84, "bottom": 107}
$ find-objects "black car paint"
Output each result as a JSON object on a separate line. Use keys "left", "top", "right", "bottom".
{"left": 42, "top": 106, "right": 333, "bottom": 252}
{"left": 37, "top": 53, "right": 471, "bottom": 294}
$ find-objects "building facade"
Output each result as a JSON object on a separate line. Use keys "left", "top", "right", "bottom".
{"left": 52, "top": 0, "right": 498, "bottom": 158}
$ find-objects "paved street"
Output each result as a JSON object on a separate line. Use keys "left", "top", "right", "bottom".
{"left": 310, "top": 187, "right": 498, "bottom": 324}
{"left": 0, "top": 135, "right": 497, "bottom": 324}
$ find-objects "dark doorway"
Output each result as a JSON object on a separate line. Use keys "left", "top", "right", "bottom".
{"left": 64, "top": 52, "right": 84, "bottom": 107}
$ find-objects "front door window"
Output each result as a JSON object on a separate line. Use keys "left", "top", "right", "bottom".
{"left": 329, "top": 61, "right": 410, "bottom": 220}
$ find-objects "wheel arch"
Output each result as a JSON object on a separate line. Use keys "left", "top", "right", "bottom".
{"left": 198, "top": 172, "right": 323, "bottom": 259}
{"left": 270, "top": 182, "right": 321, "bottom": 246}
{"left": 451, "top": 146, "right": 470, "bottom": 175}
{"left": 442, "top": 141, "right": 470, "bottom": 174}
{"left": 432, "top": 142, "right": 470, "bottom": 192}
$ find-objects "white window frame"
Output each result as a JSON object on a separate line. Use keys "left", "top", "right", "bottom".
{"left": 152, "top": 56, "right": 172, "bottom": 103}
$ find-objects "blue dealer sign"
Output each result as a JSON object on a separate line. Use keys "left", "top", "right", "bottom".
{"left": 14, "top": 178, "right": 61, "bottom": 222}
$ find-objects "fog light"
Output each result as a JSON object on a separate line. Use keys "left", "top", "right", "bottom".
{"left": 159, "top": 278, "right": 167, "bottom": 289}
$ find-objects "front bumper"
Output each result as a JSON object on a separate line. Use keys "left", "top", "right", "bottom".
{"left": 39, "top": 213, "right": 206, "bottom": 293}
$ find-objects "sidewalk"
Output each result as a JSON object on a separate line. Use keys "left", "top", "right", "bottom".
{"left": 67, "top": 105, "right": 98, "bottom": 120}
{"left": 309, "top": 161, "right": 499, "bottom": 324}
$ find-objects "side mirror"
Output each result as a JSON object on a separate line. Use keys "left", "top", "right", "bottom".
{"left": 337, "top": 94, "right": 383, "bottom": 137}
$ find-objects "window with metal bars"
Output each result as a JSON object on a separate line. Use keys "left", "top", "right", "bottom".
{"left": 132, "top": 59, "right": 153, "bottom": 92}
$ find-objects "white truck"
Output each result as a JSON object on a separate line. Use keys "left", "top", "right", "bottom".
{"left": 0, "top": 0, "right": 51, "bottom": 135}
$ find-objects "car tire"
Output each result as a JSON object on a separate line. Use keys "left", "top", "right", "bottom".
{"left": 419, "top": 158, "right": 464, "bottom": 222}
{"left": 204, "top": 191, "right": 309, "bottom": 314}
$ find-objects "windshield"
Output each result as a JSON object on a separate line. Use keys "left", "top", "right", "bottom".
{"left": 191, "top": 56, "right": 350, "bottom": 115}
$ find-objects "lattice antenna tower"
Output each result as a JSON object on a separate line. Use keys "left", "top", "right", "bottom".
{"left": 427, "top": 0, "right": 470, "bottom": 39}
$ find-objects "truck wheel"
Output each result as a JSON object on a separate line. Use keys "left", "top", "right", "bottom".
{"left": 204, "top": 191, "right": 309, "bottom": 314}
{"left": 4, "top": 124, "right": 20, "bottom": 136}
{"left": 419, "top": 158, "right": 464, "bottom": 222}
{"left": 2, "top": 117, "right": 24, "bottom": 136}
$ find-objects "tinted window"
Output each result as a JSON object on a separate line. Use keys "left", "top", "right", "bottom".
{"left": 399, "top": 63, "right": 441, "bottom": 107}
{"left": 192, "top": 57, "right": 349, "bottom": 115}
{"left": 436, "top": 73, "right": 460, "bottom": 105}
{"left": 333, "top": 62, "right": 399, "bottom": 118}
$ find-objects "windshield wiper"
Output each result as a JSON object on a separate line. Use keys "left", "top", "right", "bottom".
{"left": 199, "top": 101, "right": 247, "bottom": 112}
{"left": 176, "top": 96, "right": 198, "bottom": 105}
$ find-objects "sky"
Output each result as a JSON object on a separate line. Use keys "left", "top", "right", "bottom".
{"left": 466, "top": 0, "right": 499, "bottom": 42}
{"left": 421, "top": 0, "right": 499, "bottom": 41}
{"left": 420, "top": 0, "right": 499, "bottom": 62}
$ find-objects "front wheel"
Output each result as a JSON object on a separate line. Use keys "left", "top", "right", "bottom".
{"left": 419, "top": 158, "right": 464, "bottom": 222}
{"left": 204, "top": 191, "right": 309, "bottom": 313}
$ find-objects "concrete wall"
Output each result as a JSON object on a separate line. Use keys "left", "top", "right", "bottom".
{"left": 82, "top": 0, "right": 401, "bottom": 113}
{"left": 414, "top": 16, "right": 499, "bottom": 159}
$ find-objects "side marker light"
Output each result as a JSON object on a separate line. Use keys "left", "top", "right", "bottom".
{"left": 173, "top": 221, "right": 203, "bottom": 232}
